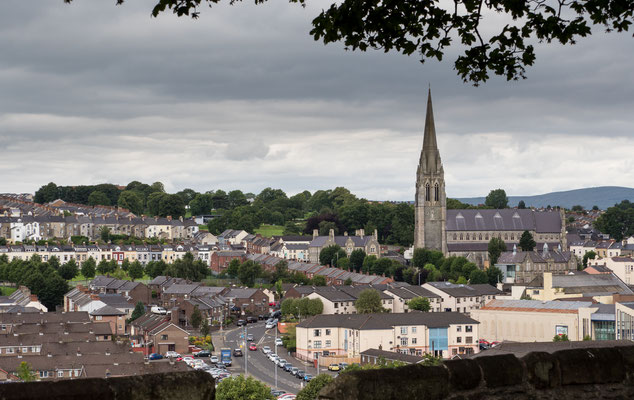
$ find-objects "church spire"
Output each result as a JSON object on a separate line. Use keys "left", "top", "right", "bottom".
{"left": 423, "top": 88, "right": 438, "bottom": 152}
{"left": 420, "top": 88, "right": 442, "bottom": 173}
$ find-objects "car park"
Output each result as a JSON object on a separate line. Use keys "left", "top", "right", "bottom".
{"left": 328, "top": 363, "right": 340, "bottom": 371}
{"left": 233, "top": 349, "right": 243, "bottom": 357}
{"left": 148, "top": 353, "right": 163, "bottom": 360}
{"left": 262, "top": 346, "right": 271, "bottom": 354}
{"left": 164, "top": 351, "right": 180, "bottom": 358}
{"left": 249, "top": 343, "right": 257, "bottom": 351}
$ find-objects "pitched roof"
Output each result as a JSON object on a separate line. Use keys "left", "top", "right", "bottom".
{"left": 425, "top": 282, "right": 503, "bottom": 297}
{"left": 446, "top": 209, "right": 561, "bottom": 232}
{"left": 90, "top": 305, "right": 126, "bottom": 316}
{"left": 361, "top": 348, "right": 425, "bottom": 364}
{"left": 480, "top": 299, "right": 593, "bottom": 313}
{"left": 297, "top": 312, "right": 478, "bottom": 330}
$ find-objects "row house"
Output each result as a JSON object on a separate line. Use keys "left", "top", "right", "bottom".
{"left": 210, "top": 250, "right": 247, "bottom": 274}
{"left": 296, "top": 312, "right": 480, "bottom": 362}
{"left": 422, "top": 282, "right": 503, "bottom": 314}
{"left": 218, "top": 229, "right": 249, "bottom": 248}
{"left": 0, "top": 214, "right": 199, "bottom": 244}
{"left": 308, "top": 229, "right": 381, "bottom": 264}
{"left": 88, "top": 276, "right": 150, "bottom": 306}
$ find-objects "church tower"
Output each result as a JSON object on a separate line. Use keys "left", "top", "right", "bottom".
{"left": 414, "top": 89, "right": 447, "bottom": 253}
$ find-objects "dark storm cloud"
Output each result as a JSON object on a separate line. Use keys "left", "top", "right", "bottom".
{"left": 0, "top": 0, "right": 632, "bottom": 199}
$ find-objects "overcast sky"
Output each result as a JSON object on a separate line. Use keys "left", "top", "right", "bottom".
{"left": 1, "top": 0, "right": 632, "bottom": 200}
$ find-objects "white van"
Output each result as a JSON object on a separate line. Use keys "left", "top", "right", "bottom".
{"left": 151, "top": 306, "right": 167, "bottom": 314}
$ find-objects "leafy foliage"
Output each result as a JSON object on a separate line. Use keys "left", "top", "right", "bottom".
{"left": 81, "top": 257, "right": 97, "bottom": 280}
{"left": 519, "top": 230, "right": 537, "bottom": 251}
{"left": 17, "top": 361, "right": 36, "bottom": 382}
{"left": 215, "top": 374, "right": 274, "bottom": 400}
{"left": 594, "top": 200, "right": 634, "bottom": 241}
{"left": 488, "top": 237, "right": 507, "bottom": 265}
{"left": 281, "top": 297, "right": 324, "bottom": 318}
{"left": 407, "top": 296, "right": 431, "bottom": 312}
{"left": 355, "top": 289, "right": 386, "bottom": 314}
{"left": 583, "top": 250, "right": 597, "bottom": 267}
{"left": 485, "top": 189, "right": 509, "bottom": 209}
{"left": 130, "top": 301, "right": 145, "bottom": 321}
{"left": 59, "top": 259, "right": 79, "bottom": 280}
{"left": 191, "top": 305, "right": 202, "bottom": 329}
{"left": 297, "top": 374, "right": 334, "bottom": 400}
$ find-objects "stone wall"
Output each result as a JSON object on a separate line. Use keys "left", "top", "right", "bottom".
{"left": 318, "top": 345, "right": 634, "bottom": 400}
{"left": 0, "top": 371, "right": 214, "bottom": 400}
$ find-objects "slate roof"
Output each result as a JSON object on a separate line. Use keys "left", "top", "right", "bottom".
{"left": 527, "top": 273, "right": 633, "bottom": 295}
{"left": 480, "top": 299, "right": 593, "bottom": 312}
{"left": 386, "top": 286, "right": 441, "bottom": 300}
{"left": 446, "top": 209, "right": 561, "bottom": 232}
{"left": 425, "top": 282, "right": 503, "bottom": 297}
{"left": 468, "top": 340, "right": 633, "bottom": 359}
{"left": 497, "top": 249, "right": 572, "bottom": 264}
{"left": 297, "top": 312, "right": 478, "bottom": 330}
{"left": 361, "top": 348, "right": 425, "bottom": 364}
{"left": 90, "top": 305, "right": 126, "bottom": 316}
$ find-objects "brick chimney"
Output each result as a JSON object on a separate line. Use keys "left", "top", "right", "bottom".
{"left": 329, "top": 229, "right": 335, "bottom": 241}
{"left": 167, "top": 216, "right": 172, "bottom": 221}
{"left": 313, "top": 229, "right": 318, "bottom": 239}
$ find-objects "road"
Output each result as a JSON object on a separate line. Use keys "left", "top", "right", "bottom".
{"left": 221, "top": 320, "right": 334, "bottom": 395}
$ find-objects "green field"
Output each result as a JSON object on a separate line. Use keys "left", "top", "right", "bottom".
{"left": 0, "top": 287, "right": 17, "bottom": 296}
{"left": 254, "top": 224, "right": 284, "bottom": 237}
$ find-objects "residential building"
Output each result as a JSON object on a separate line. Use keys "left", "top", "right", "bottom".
{"left": 308, "top": 229, "right": 381, "bottom": 264}
{"left": 588, "top": 257, "right": 634, "bottom": 284}
{"left": 296, "top": 312, "right": 479, "bottom": 361}
{"left": 524, "top": 272, "right": 633, "bottom": 302}
{"left": 471, "top": 299, "right": 602, "bottom": 342}
{"left": 495, "top": 243, "right": 577, "bottom": 284}
{"left": 422, "top": 282, "right": 503, "bottom": 313}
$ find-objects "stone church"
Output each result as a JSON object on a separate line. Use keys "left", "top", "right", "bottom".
{"left": 414, "top": 90, "right": 567, "bottom": 267}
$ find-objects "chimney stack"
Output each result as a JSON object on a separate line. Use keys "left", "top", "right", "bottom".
{"left": 373, "top": 229, "right": 378, "bottom": 240}
{"left": 329, "top": 229, "right": 335, "bottom": 240}
{"left": 313, "top": 229, "right": 318, "bottom": 239}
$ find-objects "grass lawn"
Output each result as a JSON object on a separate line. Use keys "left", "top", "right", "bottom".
{"left": 255, "top": 224, "right": 284, "bottom": 237}
{"left": 0, "top": 287, "right": 17, "bottom": 296}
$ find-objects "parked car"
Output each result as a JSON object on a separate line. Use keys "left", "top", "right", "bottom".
{"left": 303, "top": 374, "right": 313, "bottom": 382}
{"left": 164, "top": 351, "right": 180, "bottom": 358}
{"left": 246, "top": 334, "right": 254, "bottom": 342}
{"left": 182, "top": 356, "right": 194, "bottom": 365}
{"left": 262, "top": 346, "right": 271, "bottom": 354}
{"left": 271, "top": 390, "right": 286, "bottom": 397}
{"left": 237, "top": 319, "right": 246, "bottom": 326}
{"left": 210, "top": 355, "right": 219, "bottom": 363}
{"left": 266, "top": 321, "right": 276, "bottom": 329}
{"left": 283, "top": 363, "right": 293, "bottom": 372}
{"left": 339, "top": 362, "right": 349, "bottom": 370}
{"left": 258, "top": 314, "right": 266, "bottom": 320}
{"left": 328, "top": 364, "right": 340, "bottom": 371}
{"left": 296, "top": 370, "right": 305, "bottom": 379}
{"left": 277, "top": 359, "right": 287, "bottom": 368}
{"left": 233, "top": 349, "right": 243, "bottom": 357}
{"left": 247, "top": 316, "right": 257, "bottom": 323}
{"left": 271, "top": 310, "right": 282, "bottom": 318}
{"left": 290, "top": 367, "right": 299, "bottom": 376}
{"left": 275, "top": 338, "right": 283, "bottom": 347}
{"left": 148, "top": 353, "right": 163, "bottom": 360}
{"left": 249, "top": 343, "right": 257, "bottom": 351}
{"left": 150, "top": 306, "right": 167, "bottom": 315}
{"left": 195, "top": 350, "right": 211, "bottom": 358}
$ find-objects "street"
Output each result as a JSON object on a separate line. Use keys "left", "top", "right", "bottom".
{"left": 219, "top": 320, "right": 334, "bottom": 395}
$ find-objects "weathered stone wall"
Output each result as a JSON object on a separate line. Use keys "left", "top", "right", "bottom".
{"left": 318, "top": 345, "right": 634, "bottom": 400}
{"left": 0, "top": 371, "right": 214, "bottom": 400}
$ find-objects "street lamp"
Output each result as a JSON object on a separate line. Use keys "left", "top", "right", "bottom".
{"left": 274, "top": 328, "right": 278, "bottom": 389}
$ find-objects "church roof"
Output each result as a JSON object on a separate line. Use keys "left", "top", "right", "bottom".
{"left": 445, "top": 209, "right": 562, "bottom": 232}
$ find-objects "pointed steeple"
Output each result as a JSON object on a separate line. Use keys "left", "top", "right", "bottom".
{"left": 420, "top": 88, "right": 442, "bottom": 173}
{"left": 423, "top": 88, "right": 438, "bottom": 152}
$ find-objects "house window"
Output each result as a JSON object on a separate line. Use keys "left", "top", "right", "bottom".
{"left": 314, "top": 341, "right": 322, "bottom": 349}
{"left": 400, "top": 327, "right": 407, "bottom": 335}
{"left": 22, "top": 347, "right": 28, "bottom": 353}
{"left": 314, "top": 329, "right": 321, "bottom": 337}
{"left": 456, "top": 326, "right": 462, "bottom": 332}
{"left": 58, "top": 371, "right": 64, "bottom": 378}
{"left": 325, "top": 340, "right": 332, "bottom": 347}
{"left": 334, "top": 303, "right": 339, "bottom": 308}
{"left": 457, "top": 337, "right": 462, "bottom": 343}
{"left": 7, "top": 348, "right": 14, "bottom": 354}
{"left": 412, "top": 327, "right": 417, "bottom": 334}
{"left": 325, "top": 329, "right": 331, "bottom": 335}
{"left": 95, "top": 316, "right": 102, "bottom": 321}
{"left": 466, "top": 337, "right": 473, "bottom": 344}
{"left": 466, "top": 326, "right": 473, "bottom": 333}
{"left": 39, "top": 371, "right": 48, "bottom": 378}
{"left": 400, "top": 337, "right": 408, "bottom": 346}
{"left": 412, "top": 338, "right": 417, "bottom": 344}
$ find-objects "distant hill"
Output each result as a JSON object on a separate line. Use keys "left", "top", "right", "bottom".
{"left": 455, "top": 186, "right": 634, "bottom": 210}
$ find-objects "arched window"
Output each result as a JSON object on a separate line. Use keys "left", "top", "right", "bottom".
{"left": 434, "top": 183, "right": 439, "bottom": 201}
{"left": 453, "top": 233, "right": 457, "bottom": 240}
{"left": 504, "top": 234, "right": 508, "bottom": 240}
{"left": 479, "top": 233, "right": 483, "bottom": 240}
{"left": 466, "top": 233, "right": 470, "bottom": 240}
{"left": 425, "top": 183, "right": 430, "bottom": 201}
{"left": 485, "top": 234, "right": 489, "bottom": 240}
{"left": 460, "top": 233, "right": 463, "bottom": 240}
